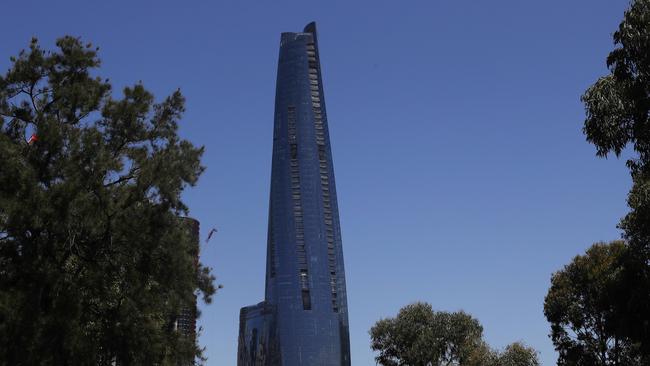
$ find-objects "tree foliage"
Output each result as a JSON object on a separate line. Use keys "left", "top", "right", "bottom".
{"left": 544, "top": 241, "right": 642, "bottom": 365}
{"left": 369, "top": 302, "right": 539, "bottom": 366}
{"left": 465, "top": 341, "right": 539, "bottom": 366}
{"left": 0, "top": 37, "right": 216, "bottom": 365}
{"left": 496, "top": 342, "right": 540, "bottom": 366}
{"left": 580, "top": 0, "right": 650, "bottom": 358}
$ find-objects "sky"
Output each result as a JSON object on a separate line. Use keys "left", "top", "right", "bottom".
{"left": 0, "top": 1, "right": 634, "bottom": 365}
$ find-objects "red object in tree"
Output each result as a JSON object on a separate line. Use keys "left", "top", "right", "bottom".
{"left": 27, "top": 134, "right": 38, "bottom": 144}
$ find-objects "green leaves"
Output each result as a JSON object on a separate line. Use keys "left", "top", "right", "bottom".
{"left": 544, "top": 241, "right": 641, "bottom": 365}
{"left": 0, "top": 36, "right": 214, "bottom": 365}
{"left": 497, "top": 343, "right": 540, "bottom": 366}
{"left": 582, "top": 75, "right": 632, "bottom": 158}
{"left": 583, "top": 0, "right": 650, "bottom": 167}
{"left": 579, "top": 0, "right": 650, "bottom": 359}
{"left": 369, "top": 302, "right": 539, "bottom": 366}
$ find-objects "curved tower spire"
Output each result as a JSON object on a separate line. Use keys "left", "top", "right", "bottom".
{"left": 238, "top": 22, "right": 351, "bottom": 366}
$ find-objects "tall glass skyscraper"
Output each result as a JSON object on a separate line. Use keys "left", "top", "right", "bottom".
{"left": 237, "top": 22, "right": 351, "bottom": 366}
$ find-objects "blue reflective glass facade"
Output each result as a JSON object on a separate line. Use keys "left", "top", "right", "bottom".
{"left": 237, "top": 22, "right": 351, "bottom": 366}
{"left": 237, "top": 302, "right": 277, "bottom": 366}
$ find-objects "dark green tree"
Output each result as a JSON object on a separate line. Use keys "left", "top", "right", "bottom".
{"left": 580, "top": 0, "right": 650, "bottom": 357}
{"left": 369, "top": 302, "right": 539, "bottom": 366}
{"left": 464, "top": 341, "right": 539, "bottom": 366}
{"left": 495, "top": 342, "right": 540, "bottom": 366}
{"left": 544, "top": 241, "right": 640, "bottom": 365}
{"left": 0, "top": 37, "right": 216, "bottom": 365}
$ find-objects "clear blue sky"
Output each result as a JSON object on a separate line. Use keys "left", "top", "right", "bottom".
{"left": 1, "top": 1, "right": 633, "bottom": 365}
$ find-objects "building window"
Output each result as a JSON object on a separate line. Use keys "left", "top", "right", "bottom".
{"left": 288, "top": 105, "right": 312, "bottom": 309}
{"left": 290, "top": 144, "right": 297, "bottom": 159}
{"left": 302, "top": 290, "right": 312, "bottom": 310}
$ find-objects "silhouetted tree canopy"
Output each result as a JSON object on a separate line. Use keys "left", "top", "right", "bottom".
{"left": 580, "top": 0, "right": 650, "bottom": 359}
{"left": 369, "top": 302, "right": 539, "bottom": 366}
{"left": 544, "top": 241, "right": 642, "bottom": 365}
{"left": 0, "top": 36, "right": 215, "bottom": 365}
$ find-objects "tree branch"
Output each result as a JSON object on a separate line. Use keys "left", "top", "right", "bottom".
{"left": 104, "top": 167, "right": 140, "bottom": 187}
